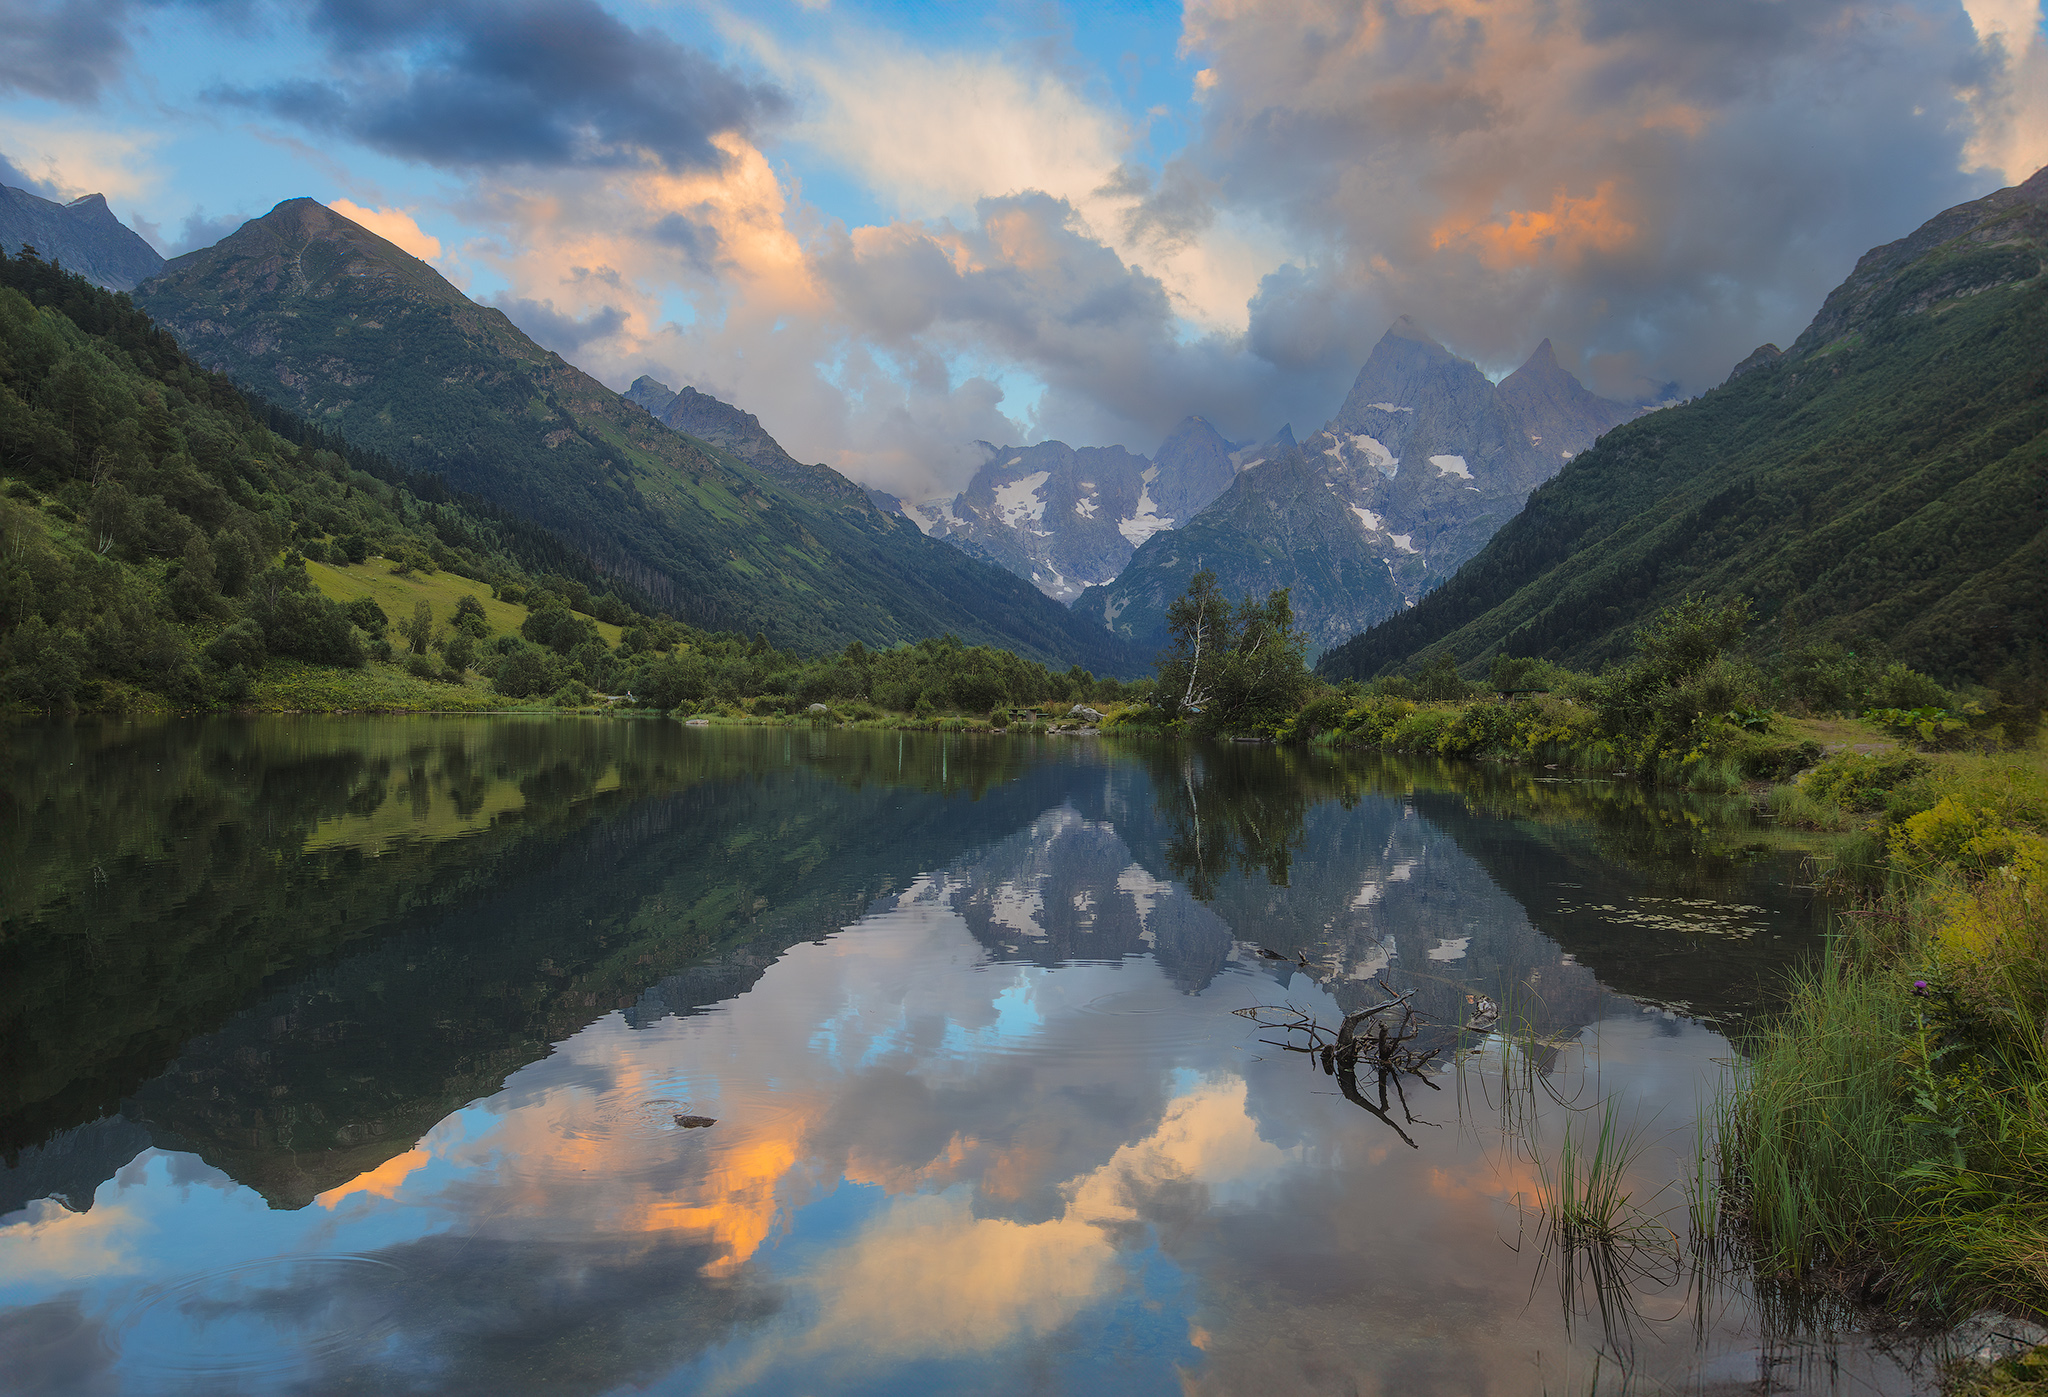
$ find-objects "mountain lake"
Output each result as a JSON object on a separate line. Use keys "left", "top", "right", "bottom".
{"left": 0, "top": 719, "right": 1943, "bottom": 1394}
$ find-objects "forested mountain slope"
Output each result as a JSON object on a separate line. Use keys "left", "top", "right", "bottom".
{"left": 1319, "top": 165, "right": 2048, "bottom": 684}
{"left": 134, "top": 200, "right": 1138, "bottom": 672}
{"left": 0, "top": 247, "right": 671, "bottom": 710}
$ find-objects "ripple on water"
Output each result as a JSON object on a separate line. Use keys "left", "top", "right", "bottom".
{"left": 106, "top": 1254, "right": 404, "bottom": 1379}
{"left": 1050, "top": 989, "right": 1216, "bottom": 1059}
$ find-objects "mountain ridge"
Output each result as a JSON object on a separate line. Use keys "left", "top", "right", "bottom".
{"left": 897, "top": 414, "right": 1242, "bottom": 602}
{"left": 1316, "top": 164, "right": 2048, "bottom": 684}
{"left": 1074, "top": 325, "right": 1631, "bottom": 656}
{"left": 135, "top": 199, "right": 1142, "bottom": 672}
{"left": 1074, "top": 441, "right": 1408, "bottom": 657}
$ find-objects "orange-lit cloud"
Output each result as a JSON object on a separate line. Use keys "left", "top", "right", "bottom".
{"left": 792, "top": 1074, "right": 1292, "bottom": 1364}
{"left": 636, "top": 1132, "right": 802, "bottom": 1277}
{"left": 316, "top": 1147, "right": 431, "bottom": 1209}
{"left": 0, "top": 1197, "right": 143, "bottom": 1281}
{"left": 1429, "top": 183, "right": 1639, "bottom": 272}
{"left": 1960, "top": 0, "right": 2048, "bottom": 184}
{"left": 330, "top": 200, "right": 442, "bottom": 262}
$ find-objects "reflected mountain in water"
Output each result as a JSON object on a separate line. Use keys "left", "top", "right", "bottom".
{"left": 3, "top": 720, "right": 1824, "bottom": 1225}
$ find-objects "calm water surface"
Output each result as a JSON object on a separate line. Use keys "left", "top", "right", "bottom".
{"left": 0, "top": 720, "right": 1925, "bottom": 1394}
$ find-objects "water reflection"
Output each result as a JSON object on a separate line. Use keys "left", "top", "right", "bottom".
{"left": 0, "top": 720, "right": 1923, "bottom": 1394}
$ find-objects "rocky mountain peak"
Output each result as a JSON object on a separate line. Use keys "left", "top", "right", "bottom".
{"left": 1498, "top": 337, "right": 1632, "bottom": 465}
{"left": 237, "top": 197, "right": 348, "bottom": 246}
{"left": 624, "top": 375, "right": 678, "bottom": 415}
{"left": 627, "top": 379, "right": 872, "bottom": 510}
{"left": 1513, "top": 337, "right": 1561, "bottom": 377}
{"left": 1723, "top": 343, "right": 1784, "bottom": 384}
{"left": 1, "top": 182, "right": 164, "bottom": 291}
{"left": 1386, "top": 314, "right": 1445, "bottom": 348}
{"left": 1149, "top": 415, "right": 1237, "bottom": 521}
{"left": 150, "top": 198, "right": 467, "bottom": 317}
{"left": 1329, "top": 317, "right": 1495, "bottom": 443}
{"left": 1790, "top": 162, "right": 2048, "bottom": 355}
{"left": 903, "top": 416, "right": 1245, "bottom": 602}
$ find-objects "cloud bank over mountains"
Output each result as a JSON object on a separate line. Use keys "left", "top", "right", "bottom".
{"left": 1, "top": 0, "right": 2043, "bottom": 501}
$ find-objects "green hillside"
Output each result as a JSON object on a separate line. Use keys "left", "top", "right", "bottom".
{"left": 134, "top": 199, "right": 1139, "bottom": 674}
{"left": 1318, "top": 166, "right": 2048, "bottom": 687}
{"left": 0, "top": 247, "right": 616, "bottom": 711}
{"left": 0, "top": 249, "right": 1142, "bottom": 717}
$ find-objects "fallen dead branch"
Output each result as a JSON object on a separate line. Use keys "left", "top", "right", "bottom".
{"left": 1234, "top": 977, "right": 1447, "bottom": 1147}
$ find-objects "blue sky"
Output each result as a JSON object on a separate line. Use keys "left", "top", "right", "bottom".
{"left": 2, "top": 0, "right": 2043, "bottom": 498}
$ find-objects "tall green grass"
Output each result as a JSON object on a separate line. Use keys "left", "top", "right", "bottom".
{"left": 1721, "top": 926, "right": 1917, "bottom": 1277}
{"left": 1720, "top": 748, "right": 2048, "bottom": 1318}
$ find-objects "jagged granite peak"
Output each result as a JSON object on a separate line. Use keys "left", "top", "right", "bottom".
{"left": 1294, "top": 319, "right": 1560, "bottom": 606}
{"left": 1149, "top": 415, "right": 1238, "bottom": 520}
{"left": 906, "top": 424, "right": 1240, "bottom": 603}
{"left": 1229, "top": 423, "right": 1296, "bottom": 473}
{"left": 1791, "top": 163, "right": 2048, "bottom": 355}
{"left": 0, "top": 185, "right": 164, "bottom": 290}
{"left": 1327, "top": 318, "right": 1513, "bottom": 465}
{"left": 1497, "top": 337, "right": 1634, "bottom": 465}
{"left": 134, "top": 198, "right": 1142, "bottom": 671}
{"left": 623, "top": 374, "right": 677, "bottom": 415}
{"left": 1073, "top": 441, "right": 1408, "bottom": 657}
{"left": 1079, "top": 317, "right": 1632, "bottom": 651}
{"left": 908, "top": 439, "right": 1152, "bottom": 600}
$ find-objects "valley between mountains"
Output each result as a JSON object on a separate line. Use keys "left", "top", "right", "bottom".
{"left": 1, "top": 163, "right": 2042, "bottom": 699}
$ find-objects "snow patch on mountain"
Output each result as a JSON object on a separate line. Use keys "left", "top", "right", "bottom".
{"left": 994, "top": 472, "right": 1050, "bottom": 528}
{"left": 906, "top": 496, "right": 963, "bottom": 536}
{"left": 1351, "top": 435, "right": 1398, "bottom": 476}
{"left": 1429, "top": 454, "right": 1472, "bottom": 479}
{"left": 1119, "top": 477, "right": 1174, "bottom": 545}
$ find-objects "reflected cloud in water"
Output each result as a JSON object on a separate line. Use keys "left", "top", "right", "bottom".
{"left": 0, "top": 724, "right": 1926, "bottom": 1394}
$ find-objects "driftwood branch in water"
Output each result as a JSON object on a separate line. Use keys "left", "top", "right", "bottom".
{"left": 1234, "top": 977, "right": 1445, "bottom": 1147}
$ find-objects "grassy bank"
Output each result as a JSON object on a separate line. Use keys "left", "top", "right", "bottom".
{"left": 1302, "top": 689, "right": 1824, "bottom": 792}
{"left": 1719, "top": 743, "right": 2048, "bottom": 1323}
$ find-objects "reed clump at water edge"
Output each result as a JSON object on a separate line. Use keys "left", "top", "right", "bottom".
{"left": 1719, "top": 744, "right": 2048, "bottom": 1324}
